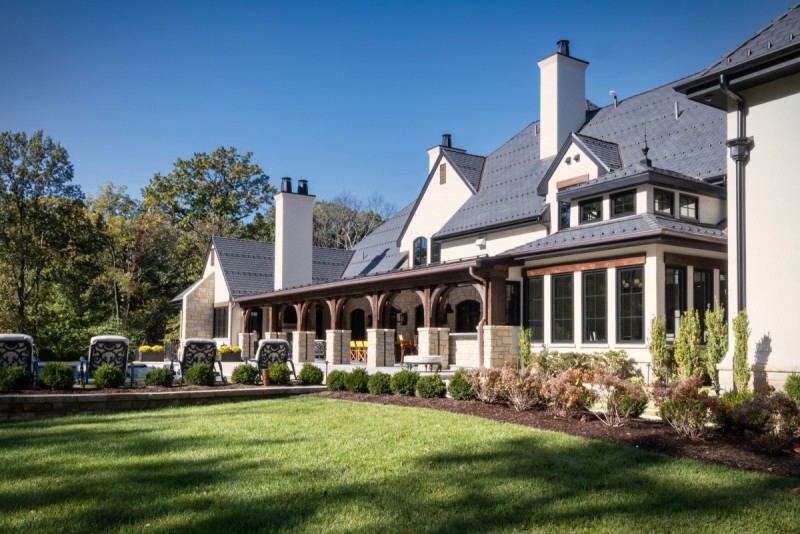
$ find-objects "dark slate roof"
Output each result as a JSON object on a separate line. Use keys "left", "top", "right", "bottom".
{"left": 341, "top": 202, "right": 414, "bottom": 278}
{"left": 503, "top": 213, "right": 726, "bottom": 256}
{"left": 211, "top": 237, "right": 353, "bottom": 298}
{"left": 574, "top": 134, "right": 622, "bottom": 170}
{"left": 442, "top": 148, "right": 485, "bottom": 191}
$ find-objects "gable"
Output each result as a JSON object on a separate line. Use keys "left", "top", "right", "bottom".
{"left": 536, "top": 133, "right": 609, "bottom": 197}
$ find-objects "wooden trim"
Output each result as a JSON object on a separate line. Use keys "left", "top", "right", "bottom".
{"left": 664, "top": 253, "right": 726, "bottom": 271}
{"left": 525, "top": 255, "right": 646, "bottom": 277}
{"left": 556, "top": 174, "right": 589, "bottom": 190}
{"left": 214, "top": 302, "right": 230, "bottom": 308}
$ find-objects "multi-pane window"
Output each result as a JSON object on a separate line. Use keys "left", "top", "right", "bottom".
{"left": 212, "top": 307, "right": 228, "bottom": 338}
{"left": 618, "top": 267, "right": 644, "bottom": 342}
{"left": 413, "top": 237, "right": 428, "bottom": 266}
{"left": 506, "top": 282, "right": 521, "bottom": 326}
{"left": 526, "top": 277, "right": 544, "bottom": 342}
{"left": 720, "top": 271, "right": 728, "bottom": 322}
{"left": 679, "top": 195, "right": 698, "bottom": 219}
{"left": 665, "top": 266, "right": 686, "bottom": 335}
{"left": 430, "top": 241, "right": 441, "bottom": 264}
{"left": 654, "top": 189, "right": 674, "bottom": 215}
{"left": 583, "top": 271, "right": 607, "bottom": 342}
{"left": 579, "top": 197, "right": 603, "bottom": 223}
{"left": 552, "top": 274, "right": 574, "bottom": 343}
{"left": 559, "top": 202, "right": 571, "bottom": 230}
{"left": 610, "top": 190, "right": 636, "bottom": 217}
{"left": 694, "top": 269, "right": 713, "bottom": 342}
{"left": 439, "top": 163, "right": 446, "bottom": 184}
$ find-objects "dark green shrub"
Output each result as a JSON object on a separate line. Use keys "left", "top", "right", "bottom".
{"left": 144, "top": 368, "right": 174, "bottom": 387}
{"left": 367, "top": 371, "right": 392, "bottom": 394}
{"left": 326, "top": 370, "right": 347, "bottom": 391}
{"left": 738, "top": 391, "right": 800, "bottom": 453}
{"left": 617, "top": 386, "right": 649, "bottom": 419}
{"left": 784, "top": 373, "right": 800, "bottom": 404}
{"left": 712, "top": 390, "right": 754, "bottom": 430}
{"left": 390, "top": 369, "right": 419, "bottom": 396}
{"left": 416, "top": 374, "right": 446, "bottom": 398}
{"left": 298, "top": 363, "right": 324, "bottom": 385}
{"left": 231, "top": 364, "right": 258, "bottom": 385}
{"left": 269, "top": 363, "right": 291, "bottom": 386}
{"left": 38, "top": 363, "right": 75, "bottom": 390}
{"left": 0, "top": 367, "right": 32, "bottom": 391}
{"left": 94, "top": 364, "right": 125, "bottom": 388}
{"left": 652, "top": 376, "right": 713, "bottom": 439}
{"left": 344, "top": 367, "right": 369, "bottom": 393}
{"left": 447, "top": 368, "right": 476, "bottom": 401}
{"left": 184, "top": 364, "right": 215, "bottom": 386}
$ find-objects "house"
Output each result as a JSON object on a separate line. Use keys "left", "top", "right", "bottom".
{"left": 175, "top": 38, "right": 732, "bottom": 375}
{"left": 676, "top": 4, "right": 800, "bottom": 389}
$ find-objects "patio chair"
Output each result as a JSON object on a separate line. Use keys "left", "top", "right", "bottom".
{"left": 0, "top": 333, "right": 38, "bottom": 383}
{"left": 356, "top": 340, "right": 367, "bottom": 362}
{"left": 171, "top": 338, "right": 226, "bottom": 385}
{"left": 80, "top": 335, "right": 131, "bottom": 387}
{"left": 255, "top": 339, "right": 296, "bottom": 382}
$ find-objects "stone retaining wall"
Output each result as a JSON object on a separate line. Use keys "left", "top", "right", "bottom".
{"left": 0, "top": 386, "right": 326, "bottom": 423}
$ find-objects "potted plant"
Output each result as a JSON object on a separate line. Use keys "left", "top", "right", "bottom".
{"left": 138, "top": 344, "right": 166, "bottom": 362}
{"left": 218, "top": 345, "right": 243, "bottom": 362}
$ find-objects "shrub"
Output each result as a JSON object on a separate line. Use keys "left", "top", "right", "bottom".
{"left": 595, "top": 350, "right": 638, "bottom": 380}
{"left": 712, "top": 390, "right": 754, "bottom": 431}
{"left": 269, "top": 363, "right": 291, "bottom": 386}
{"left": 587, "top": 371, "right": 648, "bottom": 426}
{"left": 326, "top": 370, "right": 347, "bottom": 391}
{"left": 532, "top": 347, "right": 561, "bottom": 377}
{"left": 652, "top": 376, "right": 713, "bottom": 440}
{"left": 704, "top": 300, "right": 727, "bottom": 387}
{"left": 367, "top": 372, "right": 392, "bottom": 394}
{"left": 344, "top": 367, "right": 369, "bottom": 393}
{"left": 184, "top": 364, "right": 215, "bottom": 386}
{"left": 784, "top": 373, "right": 800, "bottom": 404}
{"left": 139, "top": 345, "right": 165, "bottom": 353}
{"left": 648, "top": 315, "right": 673, "bottom": 381}
{"left": 37, "top": 363, "right": 75, "bottom": 391}
{"left": 499, "top": 365, "right": 544, "bottom": 412}
{"left": 94, "top": 364, "right": 125, "bottom": 388}
{"left": 390, "top": 369, "right": 419, "bottom": 396}
{"left": 674, "top": 308, "right": 702, "bottom": 380}
{"left": 518, "top": 327, "right": 532, "bottom": 368}
{"left": 541, "top": 369, "right": 594, "bottom": 418}
{"left": 218, "top": 345, "right": 242, "bottom": 356}
{"left": 231, "top": 364, "right": 259, "bottom": 385}
{"left": 733, "top": 310, "right": 751, "bottom": 392}
{"left": 416, "top": 375, "right": 446, "bottom": 398}
{"left": 298, "top": 363, "right": 324, "bottom": 386}
{"left": 467, "top": 368, "right": 505, "bottom": 404}
{"left": 0, "top": 367, "right": 32, "bottom": 391}
{"left": 741, "top": 391, "right": 800, "bottom": 453}
{"left": 144, "top": 367, "right": 174, "bottom": 387}
{"left": 447, "top": 368, "right": 476, "bottom": 401}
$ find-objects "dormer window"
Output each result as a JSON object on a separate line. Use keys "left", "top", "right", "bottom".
{"left": 413, "top": 237, "right": 428, "bottom": 266}
{"left": 679, "top": 194, "right": 698, "bottom": 219}
{"left": 611, "top": 190, "right": 636, "bottom": 218}
{"left": 579, "top": 197, "right": 603, "bottom": 224}
{"left": 654, "top": 189, "right": 674, "bottom": 215}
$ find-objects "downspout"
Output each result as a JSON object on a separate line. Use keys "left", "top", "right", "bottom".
{"left": 719, "top": 74, "right": 754, "bottom": 312}
{"left": 469, "top": 266, "right": 488, "bottom": 368}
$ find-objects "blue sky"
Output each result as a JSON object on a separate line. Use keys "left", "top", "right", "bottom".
{"left": 1, "top": 0, "right": 793, "bottom": 209}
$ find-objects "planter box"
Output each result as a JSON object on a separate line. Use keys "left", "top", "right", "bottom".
{"left": 219, "top": 351, "right": 243, "bottom": 362}
{"left": 138, "top": 351, "right": 166, "bottom": 362}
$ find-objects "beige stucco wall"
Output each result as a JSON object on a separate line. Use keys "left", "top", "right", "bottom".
{"left": 440, "top": 223, "right": 547, "bottom": 263}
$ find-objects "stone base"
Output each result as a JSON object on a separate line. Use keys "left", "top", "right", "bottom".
{"left": 417, "top": 328, "right": 450, "bottom": 370}
{"left": 483, "top": 325, "right": 519, "bottom": 368}
{"left": 238, "top": 332, "right": 256, "bottom": 359}
{"left": 367, "top": 329, "right": 395, "bottom": 367}
{"left": 325, "top": 330, "right": 351, "bottom": 364}
{"left": 292, "top": 331, "right": 316, "bottom": 364}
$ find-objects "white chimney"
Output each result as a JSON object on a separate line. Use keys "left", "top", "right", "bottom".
{"left": 274, "top": 177, "right": 315, "bottom": 291}
{"left": 537, "top": 40, "right": 588, "bottom": 160}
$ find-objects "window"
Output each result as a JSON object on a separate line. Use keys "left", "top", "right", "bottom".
{"left": 455, "top": 300, "right": 481, "bottom": 333}
{"left": 694, "top": 269, "right": 713, "bottom": 342}
{"left": 439, "top": 163, "right": 446, "bottom": 184}
{"left": 559, "top": 202, "right": 571, "bottom": 230}
{"left": 720, "top": 271, "right": 728, "bottom": 322}
{"left": 526, "top": 277, "right": 544, "bottom": 342}
{"left": 552, "top": 274, "right": 574, "bottom": 343}
{"left": 583, "top": 271, "right": 607, "bottom": 342}
{"left": 618, "top": 267, "right": 644, "bottom": 342}
{"left": 212, "top": 307, "right": 228, "bottom": 338}
{"left": 654, "top": 189, "right": 674, "bottom": 215}
{"left": 611, "top": 190, "right": 636, "bottom": 217}
{"left": 413, "top": 237, "right": 428, "bottom": 266}
{"left": 430, "top": 241, "right": 441, "bottom": 264}
{"left": 579, "top": 197, "right": 603, "bottom": 223}
{"left": 506, "top": 282, "right": 521, "bottom": 326}
{"left": 664, "top": 266, "right": 686, "bottom": 335}
{"left": 679, "top": 195, "right": 698, "bottom": 219}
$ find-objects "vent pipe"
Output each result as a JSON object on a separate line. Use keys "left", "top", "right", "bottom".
{"left": 297, "top": 179, "right": 309, "bottom": 195}
{"left": 281, "top": 177, "right": 293, "bottom": 193}
{"left": 556, "top": 39, "right": 570, "bottom": 56}
{"left": 442, "top": 133, "right": 452, "bottom": 148}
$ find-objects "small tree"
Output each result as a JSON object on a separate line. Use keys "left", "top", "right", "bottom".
{"left": 674, "top": 309, "right": 701, "bottom": 380}
{"left": 648, "top": 315, "right": 671, "bottom": 381}
{"left": 704, "top": 299, "right": 727, "bottom": 388}
{"left": 518, "top": 327, "right": 532, "bottom": 368}
{"left": 733, "top": 310, "right": 750, "bottom": 393}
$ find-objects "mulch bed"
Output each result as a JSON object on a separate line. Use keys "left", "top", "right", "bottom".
{"left": 319, "top": 391, "right": 800, "bottom": 479}
{"left": 8, "top": 383, "right": 263, "bottom": 395}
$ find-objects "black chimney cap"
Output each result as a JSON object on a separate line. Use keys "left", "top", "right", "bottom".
{"left": 557, "top": 40, "right": 570, "bottom": 56}
{"left": 442, "top": 133, "right": 452, "bottom": 148}
{"left": 297, "top": 179, "right": 309, "bottom": 195}
{"left": 281, "top": 177, "right": 292, "bottom": 193}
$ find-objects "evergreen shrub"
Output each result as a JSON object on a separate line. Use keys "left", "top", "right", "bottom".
{"left": 94, "top": 364, "right": 125, "bottom": 388}
{"left": 298, "top": 364, "right": 324, "bottom": 385}
{"left": 447, "top": 368, "right": 476, "bottom": 401}
{"left": 185, "top": 364, "right": 215, "bottom": 386}
{"left": 416, "top": 374, "right": 446, "bottom": 398}
{"left": 231, "top": 364, "right": 258, "bottom": 385}
{"left": 144, "top": 367, "right": 174, "bottom": 387}
{"left": 37, "top": 363, "right": 75, "bottom": 390}
{"left": 367, "top": 372, "right": 392, "bottom": 394}
{"left": 269, "top": 363, "right": 291, "bottom": 386}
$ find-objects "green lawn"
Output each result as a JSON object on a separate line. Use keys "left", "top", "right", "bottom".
{"left": 0, "top": 397, "right": 796, "bottom": 533}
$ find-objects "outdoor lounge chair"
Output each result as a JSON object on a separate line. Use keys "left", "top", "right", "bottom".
{"left": 255, "top": 339, "right": 295, "bottom": 381}
{"left": 0, "top": 333, "right": 38, "bottom": 382}
{"left": 80, "top": 335, "right": 131, "bottom": 387}
{"left": 171, "top": 338, "right": 226, "bottom": 385}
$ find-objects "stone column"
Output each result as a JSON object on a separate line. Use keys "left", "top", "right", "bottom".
{"left": 238, "top": 332, "right": 255, "bottom": 359}
{"left": 264, "top": 332, "right": 289, "bottom": 342}
{"left": 367, "top": 328, "right": 395, "bottom": 367}
{"left": 325, "top": 330, "right": 351, "bottom": 365}
{"left": 417, "top": 327, "right": 450, "bottom": 369}
{"left": 292, "top": 331, "right": 316, "bottom": 364}
{"left": 483, "top": 325, "right": 520, "bottom": 368}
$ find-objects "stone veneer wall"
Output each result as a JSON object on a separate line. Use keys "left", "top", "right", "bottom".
{"left": 417, "top": 328, "right": 450, "bottom": 370}
{"left": 483, "top": 325, "right": 520, "bottom": 368}
{"left": 182, "top": 275, "right": 214, "bottom": 339}
{"left": 325, "top": 330, "right": 351, "bottom": 364}
{"left": 391, "top": 291, "right": 423, "bottom": 341}
{"left": 449, "top": 334, "right": 479, "bottom": 368}
{"left": 292, "top": 331, "right": 317, "bottom": 364}
{"left": 367, "top": 328, "right": 395, "bottom": 367}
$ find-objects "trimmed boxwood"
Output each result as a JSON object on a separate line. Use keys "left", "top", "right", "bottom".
{"left": 144, "top": 368, "right": 174, "bottom": 387}
{"left": 185, "top": 363, "right": 215, "bottom": 386}
{"left": 298, "top": 363, "right": 324, "bottom": 385}
{"left": 447, "top": 368, "right": 476, "bottom": 401}
{"left": 231, "top": 364, "right": 259, "bottom": 385}
{"left": 344, "top": 367, "right": 369, "bottom": 393}
{"left": 0, "top": 366, "right": 32, "bottom": 391}
{"left": 94, "top": 364, "right": 125, "bottom": 388}
{"left": 367, "top": 372, "right": 392, "bottom": 395}
{"left": 416, "top": 374, "right": 446, "bottom": 398}
{"left": 269, "top": 363, "right": 292, "bottom": 386}
{"left": 326, "top": 370, "right": 347, "bottom": 391}
{"left": 37, "top": 363, "right": 75, "bottom": 391}
{"left": 390, "top": 369, "right": 419, "bottom": 396}
{"left": 784, "top": 373, "right": 800, "bottom": 404}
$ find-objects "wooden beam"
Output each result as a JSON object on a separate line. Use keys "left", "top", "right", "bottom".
{"left": 664, "top": 252, "right": 726, "bottom": 271}
{"left": 525, "top": 254, "right": 646, "bottom": 277}
{"left": 556, "top": 174, "right": 589, "bottom": 190}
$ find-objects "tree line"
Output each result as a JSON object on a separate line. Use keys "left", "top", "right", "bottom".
{"left": 0, "top": 131, "right": 395, "bottom": 359}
